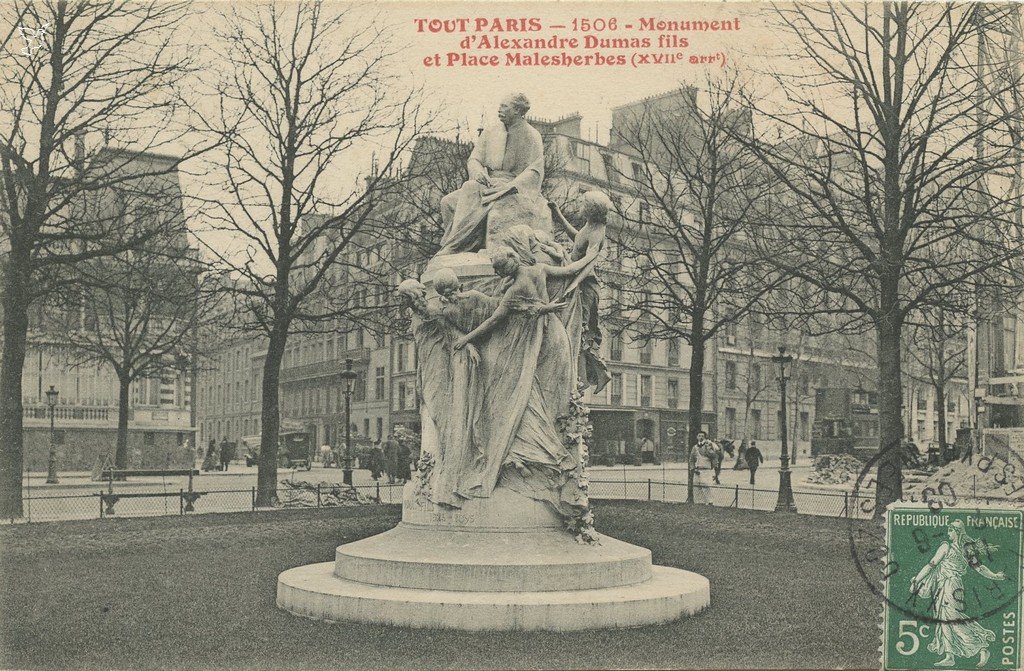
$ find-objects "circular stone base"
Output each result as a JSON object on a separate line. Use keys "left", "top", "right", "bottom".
{"left": 277, "top": 562, "right": 709, "bottom": 631}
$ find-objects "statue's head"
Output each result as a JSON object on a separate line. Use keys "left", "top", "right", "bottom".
{"left": 396, "top": 278, "right": 427, "bottom": 312}
{"left": 432, "top": 268, "right": 461, "bottom": 300}
{"left": 581, "top": 190, "right": 614, "bottom": 224}
{"left": 490, "top": 247, "right": 521, "bottom": 278}
{"left": 498, "top": 92, "right": 530, "bottom": 126}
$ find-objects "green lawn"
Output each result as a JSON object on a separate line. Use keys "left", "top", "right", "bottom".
{"left": 0, "top": 502, "right": 881, "bottom": 670}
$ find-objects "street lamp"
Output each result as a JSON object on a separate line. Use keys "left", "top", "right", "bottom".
{"left": 45, "top": 386, "right": 59, "bottom": 484}
{"left": 340, "top": 358, "right": 358, "bottom": 486}
{"left": 772, "top": 348, "right": 797, "bottom": 513}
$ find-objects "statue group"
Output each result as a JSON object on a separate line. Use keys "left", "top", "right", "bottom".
{"left": 278, "top": 91, "right": 710, "bottom": 631}
{"left": 397, "top": 92, "right": 612, "bottom": 536}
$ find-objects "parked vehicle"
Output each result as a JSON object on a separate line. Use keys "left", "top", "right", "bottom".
{"left": 240, "top": 431, "right": 313, "bottom": 470}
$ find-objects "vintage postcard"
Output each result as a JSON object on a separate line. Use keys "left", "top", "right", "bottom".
{"left": 1, "top": 1, "right": 1022, "bottom": 670}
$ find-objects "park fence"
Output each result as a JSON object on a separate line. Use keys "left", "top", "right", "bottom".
{"left": 15, "top": 481, "right": 406, "bottom": 524}
{"left": 586, "top": 479, "right": 1018, "bottom": 520}
{"left": 14, "top": 478, "right": 1020, "bottom": 524}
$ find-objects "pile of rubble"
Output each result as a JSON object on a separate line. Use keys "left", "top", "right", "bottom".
{"left": 277, "top": 480, "right": 378, "bottom": 508}
{"left": 806, "top": 454, "right": 866, "bottom": 485}
{"left": 905, "top": 458, "right": 1024, "bottom": 503}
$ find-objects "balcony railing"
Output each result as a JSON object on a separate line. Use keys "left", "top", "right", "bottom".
{"left": 279, "top": 348, "right": 372, "bottom": 382}
{"left": 23, "top": 405, "right": 119, "bottom": 422}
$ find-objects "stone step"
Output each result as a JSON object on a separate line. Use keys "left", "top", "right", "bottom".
{"left": 334, "top": 524, "right": 652, "bottom": 592}
{"left": 278, "top": 561, "right": 710, "bottom": 631}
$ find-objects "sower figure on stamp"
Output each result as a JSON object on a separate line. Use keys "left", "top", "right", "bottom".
{"left": 910, "top": 519, "right": 1005, "bottom": 667}
{"left": 437, "top": 92, "right": 550, "bottom": 254}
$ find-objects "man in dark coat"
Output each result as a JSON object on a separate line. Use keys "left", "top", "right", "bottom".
{"left": 382, "top": 433, "right": 399, "bottom": 484}
{"left": 219, "top": 438, "right": 234, "bottom": 472}
{"left": 745, "top": 441, "right": 764, "bottom": 485}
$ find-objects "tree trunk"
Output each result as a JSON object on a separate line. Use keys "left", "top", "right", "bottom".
{"left": 255, "top": 330, "right": 287, "bottom": 507}
{"left": 114, "top": 374, "right": 132, "bottom": 476}
{"left": 686, "top": 328, "right": 706, "bottom": 504}
{"left": 934, "top": 330, "right": 948, "bottom": 464}
{"left": 935, "top": 381, "right": 947, "bottom": 464}
{"left": 0, "top": 257, "right": 32, "bottom": 518}
{"left": 875, "top": 315, "right": 904, "bottom": 513}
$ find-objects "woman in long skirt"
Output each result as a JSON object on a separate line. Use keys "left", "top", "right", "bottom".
{"left": 910, "top": 520, "right": 1005, "bottom": 667}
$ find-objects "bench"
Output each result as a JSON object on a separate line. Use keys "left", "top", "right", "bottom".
{"left": 101, "top": 468, "right": 202, "bottom": 515}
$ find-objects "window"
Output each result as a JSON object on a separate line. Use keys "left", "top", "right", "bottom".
{"left": 356, "top": 329, "right": 364, "bottom": 348}
{"left": 610, "top": 373, "right": 623, "bottom": 406}
{"left": 800, "top": 374, "right": 810, "bottom": 397}
{"left": 800, "top": 411, "right": 810, "bottom": 441}
{"left": 354, "top": 372, "right": 366, "bottom": 402}
{"left": 363, "top": 418, "right": 370, "bottom": 437}
{"left": 397, "top": 383, "right": 406, "bottom": 410}
{"left": 917, "top": 393, "right": 928, "bottom": 411}
{"left": 752, "top": 364, "right": 762, "bottom": 390}
{"left": 640, "top": 340, "right": 652, "bottom": 365}
{"left": 667, "top": 339, "right": 680, "bottom": 367}
{"left": 725, "top": 320, "right": 738, "bottom": 345}
{"left": 397, "top": 343, "right": 407, "bottom": 373}
{"left": 632, "top": 162, "right": 644, "bottom": 183}
{"left": 610, "top": 334, "right": 623, "bottom": 361}
{"left": 375, "top": 366, "right": 385, "bottom": 400}
{"left": 725, "top": 361, "right": 737, "bottom": 389}
{"left": 601, "top": 154, "right": 619, "bottom": 184}
{"left": 725, "top": 407, "right": 737, "bottom": 437}
{"left": 751, "top": 409, "right": 762, "bottom": 440}
{"left": 640, "top": 375, "right": 652, "bottom": 406}
{"left": 572, "top": 141, "right": 590, "bottom": 173}
{"left": 639, "top": 201, "right": 650, "bottom": 224}
{"left": 667, "top": 379, "right": 679, "bottom": 409}
{"left": 376, "top": 417, "right": 384, "bottom": 440}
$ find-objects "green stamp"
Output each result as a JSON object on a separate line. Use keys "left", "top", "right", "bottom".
{"left": 883, "top": 505, "right": 1024, "bottom": 670}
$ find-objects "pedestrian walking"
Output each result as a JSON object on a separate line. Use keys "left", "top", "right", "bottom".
{"left": 383, "top": 433, "right": 399, "bottom": 483}
{"left": 219, "top": 437, "right": 234, "bottom": 472}
{"left": 319, "top": 441, "right": 333, "bottom": 468}
{"left": 745, "top": 441, "right": 764, "bottom": 485}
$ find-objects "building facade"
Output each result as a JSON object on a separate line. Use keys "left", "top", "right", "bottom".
{"left": 16, "top": 148, "right": 196, "bottom": 471}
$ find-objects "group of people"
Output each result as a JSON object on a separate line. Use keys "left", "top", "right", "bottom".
{"left": 317, "top": 435, "right": 414, "bottom": 483}
{"left": 200, "top": 438, "right": 236, "bottom": 472}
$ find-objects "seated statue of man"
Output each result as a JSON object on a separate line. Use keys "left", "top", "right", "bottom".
{"left": 437, "top": 92, "right": 552, "bottom": 255}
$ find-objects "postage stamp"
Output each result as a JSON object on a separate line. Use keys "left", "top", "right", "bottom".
{"left": 883, "top": 503, "right": 1024, "bottom": 671}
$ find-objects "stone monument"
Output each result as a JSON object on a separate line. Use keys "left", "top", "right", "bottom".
{"left": 277, "top": 92, "right": 710, "bottom": 631}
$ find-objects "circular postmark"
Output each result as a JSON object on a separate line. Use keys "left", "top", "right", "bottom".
{"left": 847, "top": 443, "right": 1024, "bottom": 625}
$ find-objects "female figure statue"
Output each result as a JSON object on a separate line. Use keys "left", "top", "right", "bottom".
{"left": 452, "top": 245, "right": 599, "bottom": 516}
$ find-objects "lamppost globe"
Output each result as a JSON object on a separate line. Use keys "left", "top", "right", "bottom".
{"left": 45, "top": 386, "right": 59, "bottom": 485}
{"left": 339, "top": 358, "right": 358, "bottom": 486}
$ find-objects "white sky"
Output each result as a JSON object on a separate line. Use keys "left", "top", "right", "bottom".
{"left": 172, "top": 1, "right": 789, "bottom": 259}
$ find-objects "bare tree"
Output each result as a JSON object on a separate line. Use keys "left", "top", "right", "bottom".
{"left": 741, "top": 3, "right": 1024, "bottom": 512}
{"left": 905, "top": 308, "right": 969, "bottom": 458}
{"left": 63, "top": 218, "right": 217, "bottom": 476}
{"left": 610, "top": 78, "right": 782, "bottom": 501}
{"left": 0, "top": 0, "right": 204, "bottom": 517}
{"left": 198, "top": 2, "right": 434, "bottom": 506}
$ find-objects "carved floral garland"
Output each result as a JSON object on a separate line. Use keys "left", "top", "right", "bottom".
{"left": 559, "top": 383, "right": 600, "bottom": 544}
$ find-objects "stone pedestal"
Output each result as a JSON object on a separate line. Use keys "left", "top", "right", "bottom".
{"left": 277, "top": 485, "right": 710, "bottom": 631}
